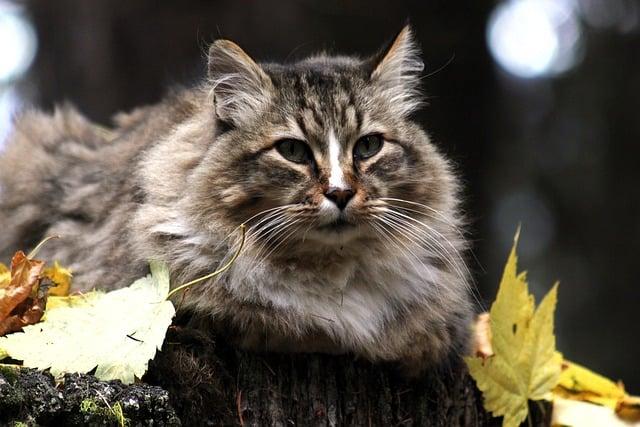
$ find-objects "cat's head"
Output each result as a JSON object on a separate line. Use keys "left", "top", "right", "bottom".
{"left": 190, "top": 26, "right": 462, "bottom": 257}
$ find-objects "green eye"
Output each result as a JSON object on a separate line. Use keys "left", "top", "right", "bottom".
{"left": 354, "top": 134, "right": 384, "bottom": 159}
{"left": 275, "top": 139, "right": 311, "bottom": 164}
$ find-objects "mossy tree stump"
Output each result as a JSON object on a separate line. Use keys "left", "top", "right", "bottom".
{"left": 0, "top": 326, "right": 550, "bottom": 426}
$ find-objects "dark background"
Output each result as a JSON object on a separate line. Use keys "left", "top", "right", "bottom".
{"left": 2, "top": 0, "right": 639, "bottom": 390}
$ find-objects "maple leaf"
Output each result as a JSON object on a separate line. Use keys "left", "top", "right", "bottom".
{"left": 0, "top": 251, "right": 46, "bottom": 336}
{"left": 0, "top": 261, "right": 175, "bottom": 384}
{"left": 465, "top": 232, "right": 562, "bottom": 427}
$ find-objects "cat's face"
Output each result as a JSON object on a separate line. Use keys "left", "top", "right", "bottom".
{"left": 193, "top": 27, "right": 460, "bottom": 256}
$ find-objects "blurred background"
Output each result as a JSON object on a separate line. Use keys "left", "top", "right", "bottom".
{"left": 0, "top": 0, "right": 638, "bottom": 390}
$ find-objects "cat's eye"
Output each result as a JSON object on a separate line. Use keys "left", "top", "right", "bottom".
{"left": 353, "top": 134, "right": 384, "bottom": 160}
{"left": 275, "top": 139, "right": 311, "bottom": 164}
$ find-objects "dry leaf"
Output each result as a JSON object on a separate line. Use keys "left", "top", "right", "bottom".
{"left": 0, "top": 263, "right": 9, "bottom": 287}
{"left": 554, "top": 359, "right": 640, "bottom": 423}
{"left": 552, "top": 397, "right": 637, "bottom": 427}
{"left": 0, "top": 285, "right": 47, "bottom": 336}
{"left": 0, "top": 251, "right": 46, "bottom": 336}
{"left": 465, "top": 231, "right": 562, "bottom": 427}
{"left": 472, "top": 312, "right": 493, "bottom": 359}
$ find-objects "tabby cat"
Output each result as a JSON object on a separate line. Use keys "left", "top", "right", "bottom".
{"left": 0, "top": 26, "right": 474, "bottom": 372}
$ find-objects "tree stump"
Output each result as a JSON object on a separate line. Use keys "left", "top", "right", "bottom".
{"left": 144, "top": 326, "right": 551, "bottom": 426}
{"left": 0, "top": 325, "right": 551, "bottom": 426}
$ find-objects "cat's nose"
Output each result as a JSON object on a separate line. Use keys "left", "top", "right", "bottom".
{"left": 324, "top": 186, "right": 355, "bottom": 210}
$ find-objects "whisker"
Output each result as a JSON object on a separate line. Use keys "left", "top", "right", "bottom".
{"left": 383, "top": 208, "right": 471, "bottom": 279}
{"left": 372, "top": 207, "right": 485, "bottom": 311}
{"left": 371, "top": 216, "right": 439, "bottom": 295}
{"left": 240, "top": 204, "right": 295, "bottom": 226}
{"left": 248, "top": 218, "right": 305, "bottom": 277}
{"left": 259, "top": 220, "right": 305, "bottom": 263}
{"left": 382, "top": 199, "right": 485, "bottom": 278}
{"left": 381, "top": 212, "right": 458, "bottom": 270}
{"left": 248, "top": 213, "right": 302, "bottom": 262}
{"left": 239, "top": 216, "right": 299, "bottom": 281}
{"left": 380, "top": 198, "right": 463, "bottom": 231}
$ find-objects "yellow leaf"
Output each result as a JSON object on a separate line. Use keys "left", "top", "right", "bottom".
{"left": 557, "top": 360, "right": 625, "bottom": 401}
{"left": 44, "top": 292, "right": 102, "bottom": 319}
{"left": 552, "top": 397, "right": 635, "bottom": 427}
{"left": 489, "top": 234, "right": 535, "bottom": 368}
{"left": 520, "top": 284, "right": 562, "bottom": 400}
{"left": 465, "top": 231, "right": 562, "bottom": 427}
{"left": 42, "top": 261, "right": 72, "bottom": 297}
{"left": 553, "top": 359, "right": 640, "bottom": 422}
{"left": 0, "top": 261, "right": 175, "bottom": 384}
{"left": 0, "top": 263, "right": 9, "bottom": 288}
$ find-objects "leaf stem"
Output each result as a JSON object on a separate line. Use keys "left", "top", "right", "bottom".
{"left": 166, "top": 224, "right": 246, "bottom": 300}
{"left": 27, "top": 235, "right": 60, "bottom": 259}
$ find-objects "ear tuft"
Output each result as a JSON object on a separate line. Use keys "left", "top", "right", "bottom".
{"left": 369, "top": 26, "right": 425, "bottom": 116}
{"left": 207, "top": 40, "right": 272, "bottom": 124}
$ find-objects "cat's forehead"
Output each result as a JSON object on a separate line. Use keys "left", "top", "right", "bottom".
{"left": 264, "top": 60, "right": 368, "bottom": 139}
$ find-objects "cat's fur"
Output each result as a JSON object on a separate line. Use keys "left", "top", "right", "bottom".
{"left": 0, "top": 27, "right": 474, "bottom": 372}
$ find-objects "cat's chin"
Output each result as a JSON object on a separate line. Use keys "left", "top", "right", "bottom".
{"left": 303, "top": 220, "right": 363, "bottom": 246}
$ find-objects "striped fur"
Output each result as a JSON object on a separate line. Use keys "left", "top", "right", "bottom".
{"left": 0, "top": 26, "right": 474, "bottom": 373}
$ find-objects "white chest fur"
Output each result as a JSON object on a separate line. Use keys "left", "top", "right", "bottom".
{"left": 224, "top": 250, "right": 443, "bottom": 349}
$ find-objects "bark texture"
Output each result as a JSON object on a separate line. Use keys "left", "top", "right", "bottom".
{"left": 145, "top": 326, "right": 551, "bottom": 426}
{"left": 0, "top": 326, "right": 551, "bottom": 426}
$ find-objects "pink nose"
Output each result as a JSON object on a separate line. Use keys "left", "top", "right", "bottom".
{"left": 324, "top": 186, "right": 355, "bottom": 210}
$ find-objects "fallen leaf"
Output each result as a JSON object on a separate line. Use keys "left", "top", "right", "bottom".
{"left": 617, "top": 396, "right": 640, "bottom": 423}
{"left": 0, "top": 263, "right": 9, "bottom": 287}
{"left": 44, "top": 292, "right": 101, "bottom": 315}
{"left": 0, "top": 251, "right": 46, "bottom": 336}
{"left": 0, "top": 284, "right": 48, "bottom": 336}
{"left": 42, "top": 261, "right": 72, "bottom": 296}
{"left": 557, "top": 359, "right": 626, "bottom": 401}
{"left": 552, "top": 396, "right": 637, "bottom": 427}
{"left": 554, "top": 359, "right": 640, "bottom": 423}
{"left": 465, "top": 231, "right": 562, "bottom": 427}
{"left": 0, "top": 261, "right": 175, "bottom": 384}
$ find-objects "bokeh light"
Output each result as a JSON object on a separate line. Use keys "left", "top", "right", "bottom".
{"left": 578, "top": 0, "right": 639, "bottom": 33}
{"left": 492, "top": 189, "right": 556, "bottom": 258}
{"left": 487, "top": 0, "right": 584, "bottom": 79}
{"left": 0, "top": 3, "right": 37, "bottom": 83}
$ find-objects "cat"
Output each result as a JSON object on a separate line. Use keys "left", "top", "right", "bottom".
{"left": 0, "top": 26, "right": 474, "bottom": 373}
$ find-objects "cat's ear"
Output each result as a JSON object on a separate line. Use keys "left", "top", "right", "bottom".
{"left": 207, "top": 40, "right": 272, "bottom": 125}
{"left": 368, "top": 26, "right": 425, "bottom": 116}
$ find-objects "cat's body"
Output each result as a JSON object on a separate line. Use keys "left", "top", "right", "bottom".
{"left": 0, "top": 27, "right": 474, "bottom": 372}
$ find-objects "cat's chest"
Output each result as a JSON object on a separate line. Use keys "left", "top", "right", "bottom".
{"left": 227, "top": 256, "right": 433, "bottom": 343}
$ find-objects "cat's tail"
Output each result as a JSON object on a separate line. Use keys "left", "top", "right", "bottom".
{"left": 0, "top": 105, "right": 105, "bottom": 260}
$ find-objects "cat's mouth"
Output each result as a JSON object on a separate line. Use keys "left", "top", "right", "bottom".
{"left": 316, "top": 218, "right": 355, "bottom": 233}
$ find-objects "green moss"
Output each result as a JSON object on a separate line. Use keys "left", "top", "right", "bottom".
{"left": 79, "top": 398, "right": 129, "bottom": 427}
{"left": 0, "top": 367, "right": 24, "bottom": 412}
{"left": 11, "top": 422, "right": 30, "bottom": 427}
{"left": 0, "top": 364, "right": 20, "bottom": 385}
{"left": 79, "top": 398, "right": 99, "bottom": 413}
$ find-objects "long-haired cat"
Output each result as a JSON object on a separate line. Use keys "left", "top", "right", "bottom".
{"left": 0, "top": 26, "right": 474, "bottom": 372}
